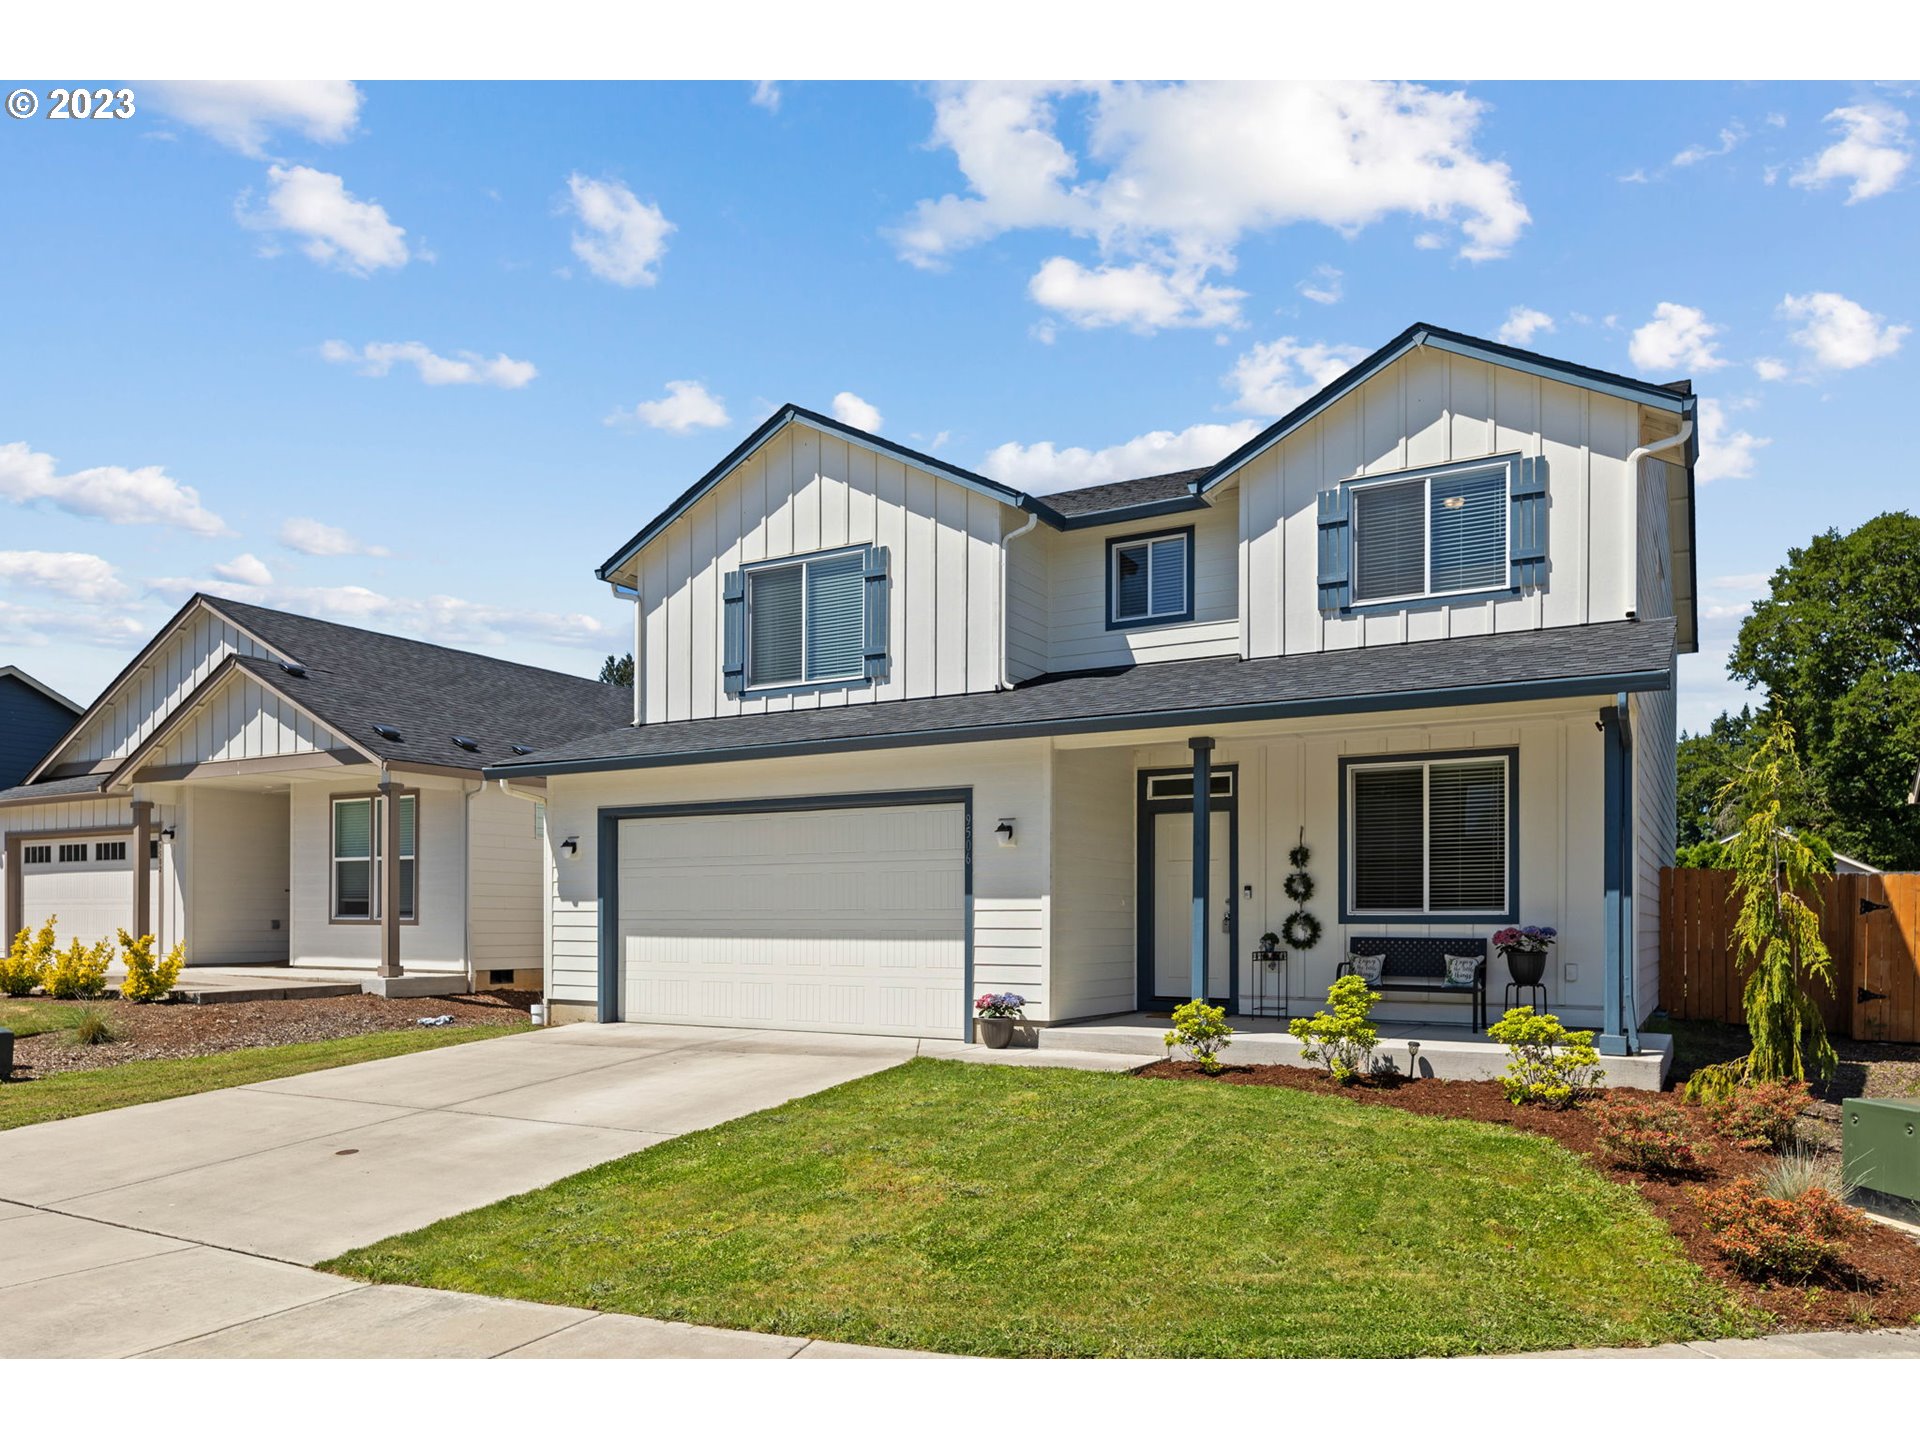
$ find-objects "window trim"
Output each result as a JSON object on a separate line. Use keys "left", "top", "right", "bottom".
{"left": 1343, "top": 454, "right": 1520, "bottom": 611}
{"left": 329, "top": 790, "right": 419, "bottom": 926}
{"left": 1105, "top": 525, "right": 1196, "bottom": 631}
{"left": 1337, "top": 747, "right": 1519, "bottom": 925}
{"left": 741, "top": 543, "right": 877, "bottom": 696}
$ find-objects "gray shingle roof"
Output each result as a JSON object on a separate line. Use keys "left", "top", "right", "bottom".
{"left": 0, "top": 771, "right": 110, "bottom": 808}
{"left": 1041, "top": 469, "right": 1212, "bottom": 519}
{"left": 206, "top": 597, "right": 635, "bottom": 772}
{"left": 488, "top": 618, "right": 1675, "bottom": 777}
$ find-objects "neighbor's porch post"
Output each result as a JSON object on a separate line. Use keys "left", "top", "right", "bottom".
{"left": 130, "top": 798, "right": 153, "bottom": 940}
{"left": 378, "top": 774, "right": 403, "bottom": 980}
{"left": 1189, "top": 736, "right": 1214, "bottom": 1003}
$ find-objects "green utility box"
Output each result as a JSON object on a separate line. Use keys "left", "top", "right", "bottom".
{"left": 1842, "top": 1097, "right": 1920, "bottom": 1203}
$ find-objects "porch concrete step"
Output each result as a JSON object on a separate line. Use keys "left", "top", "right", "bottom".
{"left": 1036, "top": 1019, "right": 1671, "bottom": 1090}
{"left": 176, "top": 982, "right": 364, "bottom": 1006}
{"left": 360, "top": 974, "right": 472, "bottom": 999}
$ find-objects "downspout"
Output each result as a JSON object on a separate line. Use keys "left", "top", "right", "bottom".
{"left": 1616, "top": 692, "right": 1640, "bottom": 1056}
{"left": 611, "top": 581, "right": 642, "bottom": 726}
{"left": 462, "top": 780, "right": 479, "bottom": 992}
{"left": 1622, "top": 417, "right": 1694, "bottom": 616}
{"left": 998, "top": 510, "right": 1041, "bottom": 690}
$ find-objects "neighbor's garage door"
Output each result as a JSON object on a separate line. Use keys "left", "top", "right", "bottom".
{"left": 615, "top": 802, "right": 966, "bottom": 1039}
{"left": 20, "top": 838, "right": 138, "bottom": 947}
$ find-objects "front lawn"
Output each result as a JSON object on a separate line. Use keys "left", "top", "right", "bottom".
{"left": 0, "top": 1024, "right": 526, "bottom": 1131}
{"left": 325, "top": 1058, "right": 1749, "bottom": 1357}
{"left": 0, "top": 999, "right": 87, "bottom": 1039}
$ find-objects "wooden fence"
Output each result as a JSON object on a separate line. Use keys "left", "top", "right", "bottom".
{"left": 1660, "top": 868, "right": 1920, "bottom": 1043}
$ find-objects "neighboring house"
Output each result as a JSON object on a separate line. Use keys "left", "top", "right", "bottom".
{"left": 1712, "top": 828, "right": 1882, "bottom": 877}
{"left": 0, "top": 596, "right": 630, "bottom": 993}
{"left": 0, "top": 667, "right": 83, "bottom": 789}
{"left": 486, "top": 322, "right": 1699, "bottom": 1053}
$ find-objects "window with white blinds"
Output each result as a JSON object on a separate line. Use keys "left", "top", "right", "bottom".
{"left": 1109, "top": 530, "right": 1193, "bottom": 626}
{"left": 1346, "top": 753, "right": 1512, "bottom": 917}
{"left": 332, "top": 794, "right": 417, "bottom": 921}
{"left": 747, "top": 549, "right": 867, "bottom": 687}
{"left": 1350, "top": 463, "right": 1509, "bottom": 603}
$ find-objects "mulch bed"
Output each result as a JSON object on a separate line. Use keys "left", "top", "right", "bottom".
{"left": 1139, "top": 1059, "right": 1920, "bottom": 1333}
{"left": 4, "top": 990, "right": 535, "bottom": 1079}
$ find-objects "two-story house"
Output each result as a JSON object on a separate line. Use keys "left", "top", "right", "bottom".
{"left": 490, "top": 322, "right": 1698, "bottom": 1055}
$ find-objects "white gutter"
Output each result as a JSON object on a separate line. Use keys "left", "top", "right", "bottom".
{"left": 496, "top": 777, "right": 547, "bottom": 807}
{"left": 998, "top": 511, "right": 1041, "bottom": 691}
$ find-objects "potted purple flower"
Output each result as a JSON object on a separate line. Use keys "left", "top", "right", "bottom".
{"left": 1491, "top": 925, "right": 1557, "bottom": 988}
{"left": 974, "top": 992, "right": 1026, "bottom": 1048}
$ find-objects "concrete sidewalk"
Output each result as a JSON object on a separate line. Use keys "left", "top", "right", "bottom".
{"left": 1516, "top": 1329, "right": 1920, "bottom": 1359}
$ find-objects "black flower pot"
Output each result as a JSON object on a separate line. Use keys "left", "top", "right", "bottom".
{"left": 1503, "top": 948, "right": 1547, "bottom": 987}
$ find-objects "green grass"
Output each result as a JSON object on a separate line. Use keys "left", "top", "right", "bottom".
{"left": 0, "top": 1024, "right": 527, "bottom": 1131}
{"left": 324, "top": 1059, "right": 1753, "bottom": 1357}
{"left": 0, "top": 998, "right": 90, "bottom": 1038}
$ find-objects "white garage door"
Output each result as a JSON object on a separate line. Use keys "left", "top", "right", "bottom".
{"left": 19, "top": 838, "right": 143, "bottom": 948}
{"left": 616, "top": 802, "right": 967, "bottom": 1039}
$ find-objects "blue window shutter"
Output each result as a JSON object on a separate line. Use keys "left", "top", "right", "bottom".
{"left": 1510, "top": 456, "right": 1549, "bottom": 589}
{"left": 722, "top": 569, "right": 746, "bottom": 696}
{"left": 863, "top": 545, "right": 890, "bottom": 681}
{"left": 1316, "top": 487, "right": 1351, "bottom": 610}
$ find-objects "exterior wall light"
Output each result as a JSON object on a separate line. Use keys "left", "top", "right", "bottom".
{"left": 561, "top": 836, "right": 580, "bottom": 858}
{"left": 995, "top": 819, "right": 1016, "bottom": 847}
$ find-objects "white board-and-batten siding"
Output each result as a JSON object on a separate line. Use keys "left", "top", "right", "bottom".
{"left": 632, "top": 426, "right": 1009, "bottom": 724}
{"left": 151, "top": 674, "right": 344, "bottom": 769}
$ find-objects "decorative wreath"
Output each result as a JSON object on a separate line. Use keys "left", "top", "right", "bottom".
{"left": 1288, "top": 842, "right": 1312, "bottom": 870}
{"left": 1281, "top": 909, "right": 1322, "bottom": 950}
{"left": 1282, "top": 870, "right": 1316, "bottom": 903}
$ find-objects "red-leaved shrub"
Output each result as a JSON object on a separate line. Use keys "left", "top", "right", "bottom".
{"left": 1594, "top": 1099, "right": 1707, "bottom": 1175}
{"left": 1700, "top": 1080, "right": 1810, "bottom": 1152}
{"left": 1694, "top": 1178, "right": 1864, "bottom": 1281}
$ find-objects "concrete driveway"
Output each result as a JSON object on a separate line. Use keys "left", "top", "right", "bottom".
{"left": 0, "top": 1022, "right": 929, "bottom": 1357}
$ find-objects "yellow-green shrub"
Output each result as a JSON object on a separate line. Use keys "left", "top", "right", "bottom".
{"left": 45, "top": 937, "right": 113, "bottom": 1000}
{"left": 0, "top": 917, "right": 59, "bottom": 997}
{"left": 116, "top": 929, "right": 184, "bottom": 1003}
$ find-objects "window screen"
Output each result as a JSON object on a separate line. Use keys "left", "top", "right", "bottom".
{"left": 1110, "top": 531, "right": 1192, "bottom": 624}
{"left": 747, "top": 551, "right": 866, "bottom": 687}
{"left": 1429, "top": 470, "right": 1508, "bottom": 593}
{"left": 1352, "top": 482, "right": 1425, "bottom": 601}
{"left": 1348, "top": 754, "right": 1511, "bottom": 917}
{"left": 1350, "top": 464, "right": 1511, "bottom": 603}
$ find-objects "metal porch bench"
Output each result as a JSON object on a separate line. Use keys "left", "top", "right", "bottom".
{"left": 1338, "top": 936, "right": 1488, "bottom": 1032}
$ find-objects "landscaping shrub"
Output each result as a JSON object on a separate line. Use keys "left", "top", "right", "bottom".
{"left": 44, "top": 937, "right": 113, "bottom": 1001}
{"left": 72, "top": 1007, "right": 116, "bottom": 1046}
{"left": 1758, "top": 1143, "right": 1855, "bottom": 1205}
{"left": 1694, "top": 1177, "right": 1864, "bottom": 1282}
{"left": 1486, "top": 1007, "right": 1604, "bottom": 1108}
{"left": 1594, "top": 1098, "right": 1707, "bottom": 1175}
{"left": 1699, "top": 1079, "right": 1810, "bottom": 1152}
{"left": 1163, "top": 998, "right": 1233, "bottom": 1074}
{"left": 1, "top": 918, "right": 58, "bottom": 997}
{"left": 117, "top": 930, "right": 183, "bottom": 1003}
{"left": 1287, "top": 974, "right": 1378, "bottom": 1083}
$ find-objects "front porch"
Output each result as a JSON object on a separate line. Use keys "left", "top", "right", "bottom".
{"left": 1037, "top": 1013, "right": 1672, "bottom": 1090}
{"left": 102, "top": 962, "right": 470, "bottom": 1005}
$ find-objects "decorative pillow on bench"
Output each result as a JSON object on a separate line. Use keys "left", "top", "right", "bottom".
{"left": 1349, "top": 953, "right": 1385, "bottom": 984}
{"left": 1442, "top": 953, "right": 1481, "bottom": 989}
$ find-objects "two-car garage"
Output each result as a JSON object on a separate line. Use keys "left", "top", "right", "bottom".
{"left": 609, "top": 796, "right": 970, "bottom": 1040}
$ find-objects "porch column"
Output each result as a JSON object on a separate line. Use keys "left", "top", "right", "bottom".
{"left": 1189, "top": 736, "right": 1214, "bottom": 1002}
{"left": 378, "top": 775, "right": 403, "bottom": 979}
{"left": 1598, "top": 702, "right": 1637, "bottom": 1056}
{"left": 130, "top": 799, "right": 153, "bottom": 940}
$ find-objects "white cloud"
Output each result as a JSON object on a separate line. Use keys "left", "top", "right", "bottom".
{"left": 0, "top": 600, "right": 147, "bottom": 649}
{"left": 278, "top": 517, "right": 390, "bottom": 558}
{"left": 1672, "top": 123, "right": 1745, "bottom": 168}
{"left": 1297, "top": 264, "right": 1343, "bottom": 305}
{"left": 145, "top": 81, "right": 362, "bottom": 158}
{"left": 831, "top": 392, "right": 884, "bottom": 432}
{"left": 0, "top": 441, "right": 230, "bottom": 536}
{"left": 239, "top": 165, "right": 410, "bottom": 275}
{"left": 980, "top": 420, "right": 1260, "bottom": 494}
{"left": 1629, "top": 302, "right": 1729, "bottom": 375}
{"left": 320, "top": 339, "right": 536, "bottom": 389}
{"left": 610, "top": 380, "right": 731, "bottom": 434}
{"left": 1027, "top": 257, "right": 1245, "bottom": 332}
{"left": 1496, "top": 306, "right": 1555, "bottom": 346}
{"left": 211, "top": 553, "right": 274, "bottom": 587}
{"left": 750, "top": 81, "right": 781, "bottom": 112}
{"left": 1779, "top": 291, "right": 1909, "bottom": 370}
{"left": 1791, "top": 103, "right": 1912, "bottom": 202}
{"left": 1696, "top": 398, "right": 1769, "bottom": 484}
{"left": 1225, "top": 337, "right": 1368, "bottom": 416}
{"left": 564, "top": 174, "right": 673, "bottom": 287}
{"left": 1752, "top": 357, "right": 1790, "bottom": 382}
{"left": 0, "top": 550, "right": 129, "bottom": 602}
{"left": 153, "top": 576, "right": 608, "bottom": 650}
{"left": 1616, "top": 168, "right": 1650, "bottom": 184}
{"left": 893, "top": 82, "right": 1529, "bottom": 329}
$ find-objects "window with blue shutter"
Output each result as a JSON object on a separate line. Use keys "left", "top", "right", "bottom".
{"left": 730, "top": 545, "right": 886, "bottom": 692}
{"left": 1106, "top": 527, "right": 1193, "bottom": 628}
{"left": 1339, "top": 454, "right": 1532, "bottom": 608}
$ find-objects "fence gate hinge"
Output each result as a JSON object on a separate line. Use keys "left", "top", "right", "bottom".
{"left": 1860, "top": 897, "right": 1892, "bottom": 916}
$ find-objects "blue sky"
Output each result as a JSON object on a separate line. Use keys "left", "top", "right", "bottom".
{"left": 2, "top": 79, "right": 1913, "bottom": 732}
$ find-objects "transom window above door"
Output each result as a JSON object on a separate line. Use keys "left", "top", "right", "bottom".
{"left": 725, "top": 544, "right": 889, "bottom": 695}
{"left": 1108, "top": 529, "right": 1193, "bottom": 628}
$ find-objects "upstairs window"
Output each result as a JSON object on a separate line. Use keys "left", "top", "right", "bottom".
{"left": 1343, "top": 751, "right": 1515, "bottom": 921}
{"left": 1350, "top": 464, "right": 1510, "bottom": 604}
{"left": 332, "top": 794, "right": 416, "bottom": 922}
{"left": 739, "top": 547, "right": 877, "bottom": 691}
{"left": 1108, "top": 529, "right": 1193, "bottom": 627}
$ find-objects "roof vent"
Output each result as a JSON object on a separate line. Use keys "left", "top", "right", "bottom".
{"left": 452, "top": 735, "right": 481, "bottom": 752}
{"left": 279, "top": 660, "right": 307, "bottom": 677}
{"left": 372, "top": 723, "right": 403, "bottom": 742}
{"left": 510, "top": 744, "right": 535, "bottom": 756}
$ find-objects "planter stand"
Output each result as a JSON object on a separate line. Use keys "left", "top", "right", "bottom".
{"left": 1501, "top": 948, "right": 1549, "bottom": 1016}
